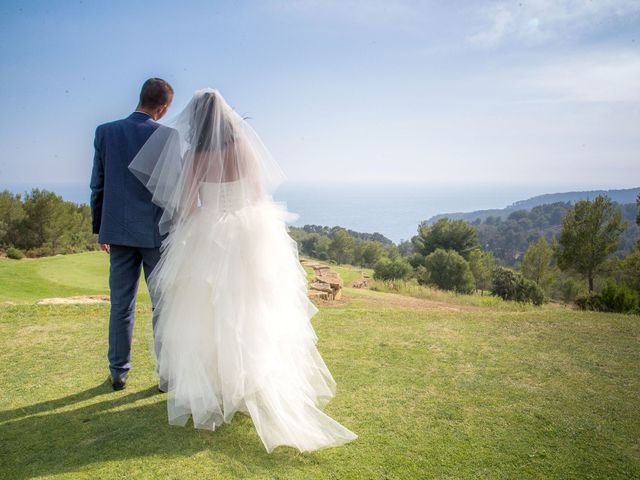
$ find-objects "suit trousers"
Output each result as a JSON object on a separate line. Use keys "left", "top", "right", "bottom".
{"left": 108, "top": 244, "right": 161, "bottom": 380}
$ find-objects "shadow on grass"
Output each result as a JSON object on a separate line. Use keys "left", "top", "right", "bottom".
{"left": 1, "top": 382, "right": 319, "bottom": 479}
{"left": 0, "top": 378, "right": 114, "bottom": 423}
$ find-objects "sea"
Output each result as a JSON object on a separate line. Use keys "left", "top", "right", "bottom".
{"left": 2, "top": 182, "right": 551, "bottom": 243}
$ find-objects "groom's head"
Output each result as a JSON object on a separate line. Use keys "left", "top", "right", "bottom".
{"left": 137, "top": 78, "right": 174, "bottom": 120}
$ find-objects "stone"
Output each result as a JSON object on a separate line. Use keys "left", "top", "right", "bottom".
{"left": 303, "top": 260, "right": 344, "bottom": 301}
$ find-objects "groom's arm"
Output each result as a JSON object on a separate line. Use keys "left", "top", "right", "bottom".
{"left": 90, "top": 126, "right": 105, "bottom": 237}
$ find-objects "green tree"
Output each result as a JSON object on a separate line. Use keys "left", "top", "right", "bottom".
{"left": 315, "top": 235, "right": 331, "bottom": 260}
{"left": 521, "top": 237, "right": 557, "bottom": 293}
{"left": 557, "top": 195, "right": 626, "bottom": 292}
{"left": 373, "top": 257, "right": 412, "bottom": 281}
{"left": 385, "top": 244, "right": 401, "bottom": 261}
{"left": 360, "top": 240, "right": 384, "bottom": 267}
{"left": 412, "top": 218, "right": 479, "bottom": 260}
{"left": 636, "top": 193, "right": 640, "bottom": 249}
{"left": 622, "top": 248, "right": 640, "bottom": 295}
{"left": 420, "top": 248, "right": 475, "bottom": 294}
{"left": 20, "top": 189, "right": 68, "bottom": 250}
{"left": 468, "top": 248, "right": 495, "bottom": 294}
{"left": 298, "top": 233, "right": 325, "bottom": 260}
{"left": 328, "top": 228, "right": 355, "bottom": 264}
{"left": 0, "top": 190, "right": 25, "bottom": 247}
{"left": 397, "top": 239, "right": 413, "bottom": 257}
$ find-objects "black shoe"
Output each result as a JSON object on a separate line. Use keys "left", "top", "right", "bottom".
{"left": 157, "top": 377, "right": 168, "bottom": 394}
{"left": 112, "top": 376, "right": 126, "bottom": 391}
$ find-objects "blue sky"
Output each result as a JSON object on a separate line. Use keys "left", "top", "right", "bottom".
{"left": 0, "top": 0, "right": 639, "bottom": 190}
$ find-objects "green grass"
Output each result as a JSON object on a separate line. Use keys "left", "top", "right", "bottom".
{"left": 1, "top": 253, "right": 639, "bottom": 479}
{"left": 0, "top": 253, "right": 149, "bottom": 304}
{"left": 368, "top": 278, "right": 532, "bottom": 310}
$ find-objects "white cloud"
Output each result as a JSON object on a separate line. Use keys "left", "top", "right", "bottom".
{"left": 469, "top": 0, "right": 640, "bottom": 47}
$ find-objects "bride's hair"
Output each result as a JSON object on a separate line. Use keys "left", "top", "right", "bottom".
{"left": 190, "top": 91, "right": 235, "bottom": 153}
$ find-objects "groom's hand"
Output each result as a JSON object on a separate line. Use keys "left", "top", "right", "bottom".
{"left": 100, "top": 243, "right": 111, "bottom": 254}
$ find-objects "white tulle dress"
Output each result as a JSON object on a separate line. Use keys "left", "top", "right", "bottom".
{"left": 149, "top": 180, "right": 357, "bottom": 452}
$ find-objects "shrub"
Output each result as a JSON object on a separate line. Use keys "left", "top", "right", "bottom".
{"left": 491, "top": 267, "right": 519, "bottom": 301}
{"left": 6, "top": 246, "right": 24, "bottom": 260}
{"left": 600, "top": 281, "right": 639, "bottom": 314}
{"left": 491, "top": 266, "right": 546, "bottom": 306}
{"left": 575, "top": 282, "right": 639, "bottom": 314}
{"left": 25, "top": 245, "right": 55, "bottom": 258}
{"left": 516, "top": 277, "right": 546, "bottom": 306}
{"left": 575, "top": 293, "right": 605, "bottom": 312}
{"left": 421, "top": 248, "right": 475, "bottom": 294}
{"left": 373, "top": 257, "right": 412, "bottom": 281}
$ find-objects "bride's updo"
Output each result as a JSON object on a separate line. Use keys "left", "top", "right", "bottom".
{"left": 190, "top": 90, "right": 236, "bottom": 153}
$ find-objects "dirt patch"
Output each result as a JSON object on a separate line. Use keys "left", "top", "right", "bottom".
{"left": 346, "top": 288, "right": 482, "bottom": 312}
{"left": 36, "top": 295, "right": 110, "bottom": 305}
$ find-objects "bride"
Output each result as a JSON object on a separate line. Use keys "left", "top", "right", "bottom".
{"left": 128, "top": 88, "right": 357, "bottom": 453}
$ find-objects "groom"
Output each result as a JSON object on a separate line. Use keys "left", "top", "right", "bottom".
{"left": 90, "top": 78, "right": 174, "bottom": 391}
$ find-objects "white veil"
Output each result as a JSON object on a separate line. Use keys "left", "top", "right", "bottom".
{"left": 129, "top": 88, "right": 287, "bottom": 235}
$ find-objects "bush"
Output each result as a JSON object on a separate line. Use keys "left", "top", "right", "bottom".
{"left": 421, "top": 248, "right": 475, "bottom": 294}
{"left": 600, "top": 281, "right": 639, "bottom": 314}
{"left": 373, "top": 257, "right": 412, "bottom": 281}
{"left": 491, "top": 267, "right": 519, "bottom": 300}
{"left": 575, "top": 282, "right": 639, "bottom": 314}
{"left": 6, "top": 246, "right": 24, "bottom": 260}
{"left": 516, "top": 277, "right": 546, "bottom": 306}
{"left": 575, "top": 293, "right": 605, "bottom": 312}
{"left": 491, "top": 266, "right": 546, "bottom": 306}
{"left": 25, "top": 245, "right": 55, "bottom": 258}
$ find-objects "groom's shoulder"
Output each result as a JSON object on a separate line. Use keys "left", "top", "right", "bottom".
{"left": 95, "top": 116, "right": 128, "bottom": 134}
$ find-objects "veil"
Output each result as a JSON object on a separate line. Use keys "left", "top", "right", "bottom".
{"left": 129, "top": 88, "right": 287, "bottom": 236}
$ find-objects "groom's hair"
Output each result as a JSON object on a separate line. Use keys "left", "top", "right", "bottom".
{"left": 139, "top": 78, "right": 174, "bottom": 109}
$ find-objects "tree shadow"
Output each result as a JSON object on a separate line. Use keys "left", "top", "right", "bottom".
{"left": 0, "top": 383, "right": 324, "bottom": 479}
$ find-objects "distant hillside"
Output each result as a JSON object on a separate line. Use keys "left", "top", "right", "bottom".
{"left": 429, "top": 187, "right": 640, "bottom": 223}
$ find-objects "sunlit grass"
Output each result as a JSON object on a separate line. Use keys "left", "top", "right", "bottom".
{"left": 0, "top": 253, "right": 638, "bottom": 479}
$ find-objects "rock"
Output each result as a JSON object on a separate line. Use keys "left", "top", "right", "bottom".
{"left": 349, "top": 271, "right": 370, "bottom": 288}
{"left": 308, "top": 290, "right": 331, "bottom": 301}
{"left": 303, "top": 260, "right": 343, "bottom": 301}
{"left": 309, "top": 281, "right": 333, "bottom": 294}
{"left": 314, "top": 272, "right": 343, "bottom": 289}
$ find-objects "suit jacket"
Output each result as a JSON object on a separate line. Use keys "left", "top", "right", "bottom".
{"left": 90, "top": 112, "right": 164, "bottom": 248}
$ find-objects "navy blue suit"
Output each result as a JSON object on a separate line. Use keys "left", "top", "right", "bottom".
{"left": 90, "top": 111, "right": 164, "bottom": 381}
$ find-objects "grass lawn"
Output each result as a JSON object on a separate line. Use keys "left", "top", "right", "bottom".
{"left": 0, "top": 253, "right": 638, "bottom": 479}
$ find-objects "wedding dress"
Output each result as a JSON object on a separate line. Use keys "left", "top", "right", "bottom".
{"left": 129, "top": 89, "right": 357, "bottom": 453}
